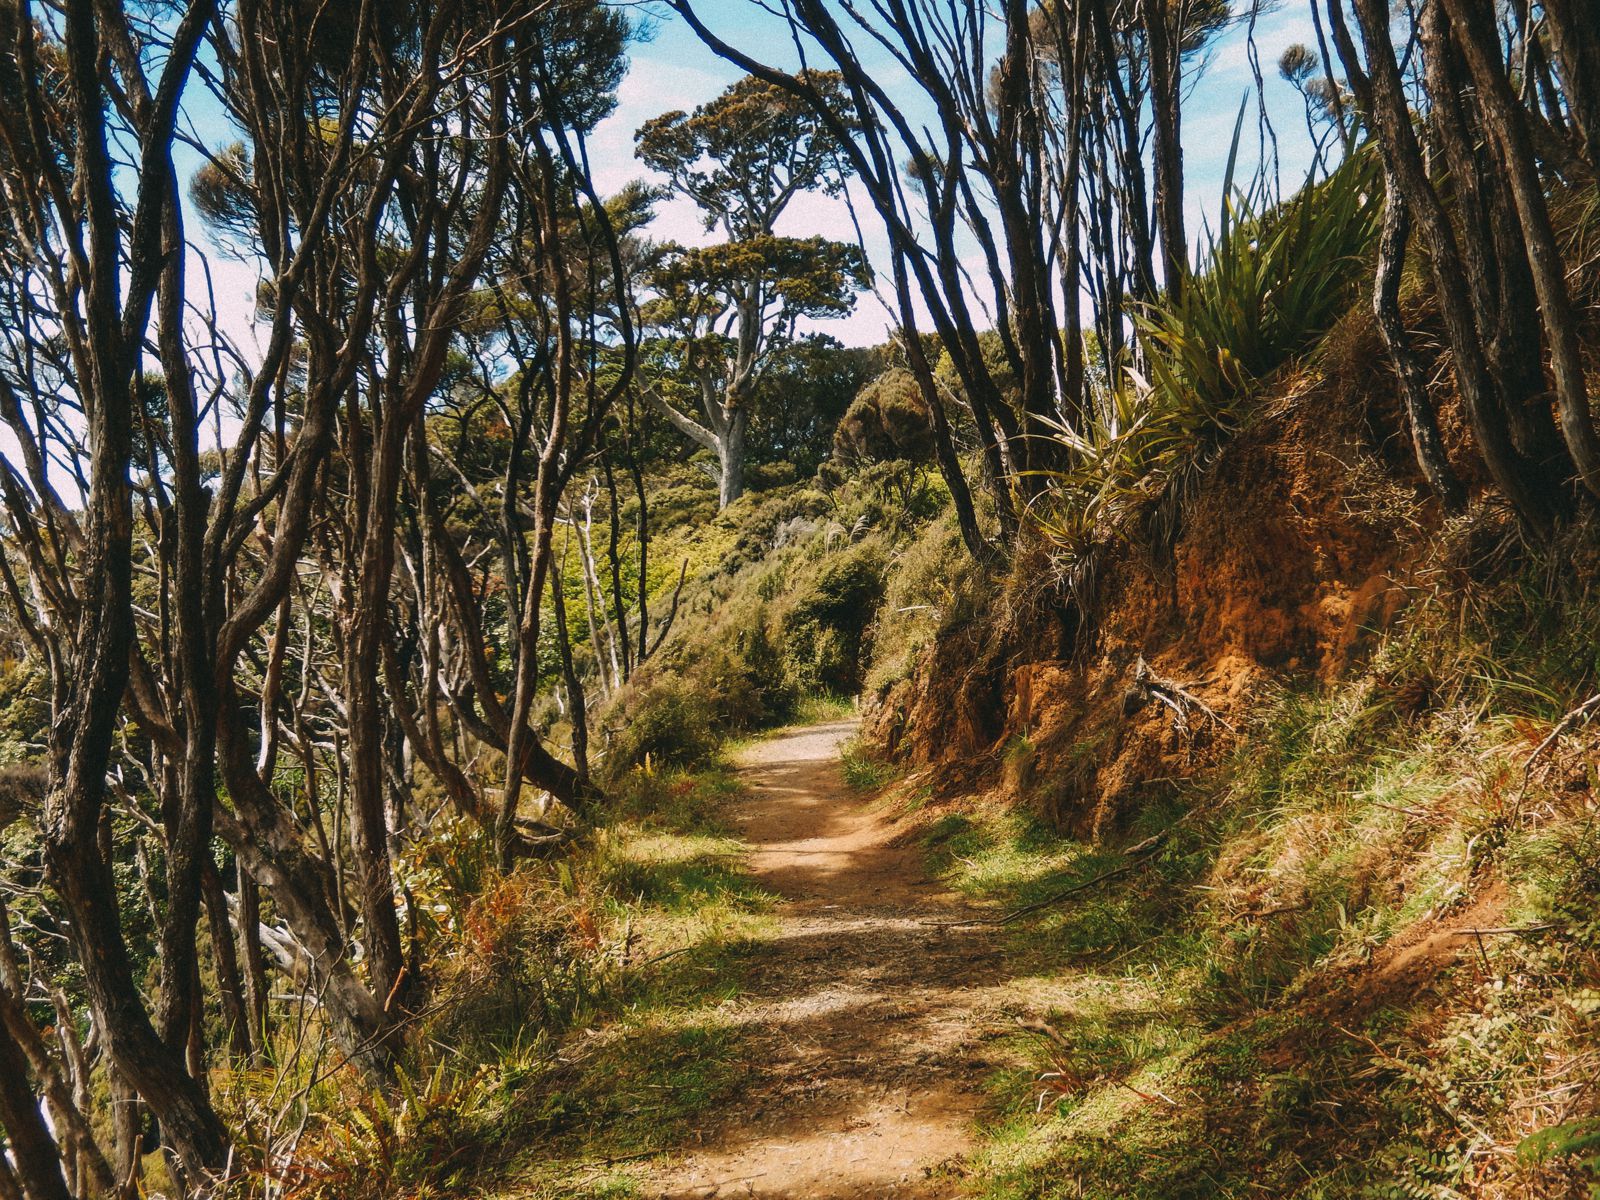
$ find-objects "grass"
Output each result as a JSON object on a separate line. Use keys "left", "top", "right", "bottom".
{"left": 840, "top": 735, "right": 896, "bottom": 791}
{"left": 489, "top": 764, "right": 779, "bottom": 1196}
{"left": 258, "top": 759, "right": 778, "bottom": 1200}
{"left": 924, "top": 549, "right": 1600, "bottom": 1199}
{"left": 793, "top": 692, "right": 858, "bottom": 724}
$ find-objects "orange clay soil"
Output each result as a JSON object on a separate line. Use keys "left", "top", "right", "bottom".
{"left": 644, "top": 720, "right": 1012, "bottom": 1200}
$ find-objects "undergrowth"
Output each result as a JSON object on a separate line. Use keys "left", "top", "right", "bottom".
{"left": 246, "top": 763, "right": 775, "bottom": 1200}
{"left": 600, "top": 474, "right": 905, "bottom": 775}
{"left": 1030, "top": 137, "right": 1381, "bottom": 578}
{"left": 927, "top": 536, "right": 1600, "bottom": 1198}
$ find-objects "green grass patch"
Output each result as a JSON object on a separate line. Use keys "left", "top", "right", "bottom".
{"left": 793, "top": 692, "right": 859, "bottom": 724}
{"left": 839, "top": 736, "right": 897, "bottom": 791}
{"left": 956, "top": 556, "right": 1600, "bottom": 1197}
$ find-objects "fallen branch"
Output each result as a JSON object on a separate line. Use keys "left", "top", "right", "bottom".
{"left": 1125, "top": 656, "right": 1236, "bottom": 735}
{"left": 1516, "top": 691, "right": 1600, "bottom": 813}
{"left": 1450, "top": 923, "right": 1556, "bottom": 937}
{"left": 1013, "top": 1016, "right": 1072, "bottom": 1049}
{"left": 634, "top": 945, "right": 693, "bottom": 969}
{"left": 584, "top": 1147, "right": 666, "bottom": 1170}
{"left": 1237, "top": 900, "right": 1310, "bottom": 922}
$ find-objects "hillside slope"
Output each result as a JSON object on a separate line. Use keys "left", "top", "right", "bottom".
{"left": 833, "top": 314, "right": 1600, "bottom": 1197}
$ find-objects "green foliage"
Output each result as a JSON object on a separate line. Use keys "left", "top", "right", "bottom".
{"left": 604, "top": 678, "right": 724, "bottom": 771}
{"left": 832, "top": 368, "right": 935, "bottom": 467}
{"left": 599, "top": 469, "right": 926, "bottom": 773}
{"left": 1519, "top": 1119, "right": 1600, "bottom": 1192}
{"left": 860, "top": 510, "right": 971, "bottom": 699}
{"left": 292, "top": 1054, "right": 546, "bottom": 1199}
{"left": 634, "top": 71, "right": 855, "bottom": 237}
{"left": 839, "top": 739, "right": 895, "bottom": 791}
{"left": 780, "top": 541, "right": 886, "bottom": 695}
{"left": 1139, "top": 139, "right": 1381, "bottom": 421}
{"left": 946, "top": 540, "right": 1600, "bottom": 1198}
{"left": 642, "top": 235, "right": 869, "bottom": 331}
{"left": 749, "top": 336, "right": 877, "bottom": 474}
{"left": 0, "top": 658, "right": 47, "bottom": 763}
{"left": 1030, "top": 140, "right": 1382, "bottom": 566}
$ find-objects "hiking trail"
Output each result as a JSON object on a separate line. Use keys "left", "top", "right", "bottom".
{"left": 645, "top": 720, "right": 1011, "bottom": 1200}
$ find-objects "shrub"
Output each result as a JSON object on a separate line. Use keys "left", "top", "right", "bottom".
{"left": 426, "top": 871, "right": 611, "bottom": 1060}
{"left": 1030, "top": 135, "right": 1382, "bottom": 565}
{"left": 862, "top": 513, "right": 970, "bottom": 698}
{"left": 832, "top": 369, "right": 934, "bottom": 467}
{"left": 1137, "top": 138, "right": 1381, "bottom": 423}
{"left": 604, "top": 678, "right": 720, "bottom": 772}
{"left": 782, "top": 542, "right": 886, "bottom": 695}
{"left": 746, "top": 460, "right": 799, "bottom": 491}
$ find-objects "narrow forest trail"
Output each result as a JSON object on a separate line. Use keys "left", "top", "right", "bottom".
{"left": 645, "top": 721, "right": 1010, "bottom": 1200}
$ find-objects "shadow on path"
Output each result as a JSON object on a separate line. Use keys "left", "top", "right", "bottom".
{"left": 646, "top": 721, "right": 1014, "bottom": 1200}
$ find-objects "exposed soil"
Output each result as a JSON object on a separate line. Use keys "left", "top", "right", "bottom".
{"left": 645, "top": 720, "right": 1009, "bottom": 1200}
{"left": 868, "top": 361, "right": 1432, "bottom": 840}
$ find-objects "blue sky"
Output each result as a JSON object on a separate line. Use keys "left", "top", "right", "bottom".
{"left": 177, "top": 0, "right": 1331, "bottom": 358}
{"left": 584, "top": 0, "right": 1330, "bottom": 346}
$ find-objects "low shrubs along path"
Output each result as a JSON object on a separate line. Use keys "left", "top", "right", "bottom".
{"left": 646, "top": 720, "right": 1008, "bottom": 1199}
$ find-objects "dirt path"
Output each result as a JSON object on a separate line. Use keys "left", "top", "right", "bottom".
{"left": 646, "top": 720, "right": 1008, "bottom": 1200}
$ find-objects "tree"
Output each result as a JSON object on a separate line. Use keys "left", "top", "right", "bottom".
{"left": 748, "top": 336, "right": 875, "bottom": 475}
{"left": 636, "top": 73, "right": 868, "bottom": 506}
{"left": 1325, "top": 0, "right": 1589, "bottom": 534}
{"left": 668, "top": 0, "right": 1228, "bottom": 560}
{"left": 834, "top": 369, "right": 933, "bottom": 462}
{"left": 641, "top": 234, "right": 868, "bottom": 505}
{"left": 0, "top": 0, "right": 639, "bottom": 1190}
{"left": 0, "top": 0, "right": 237, "bottom": 1184}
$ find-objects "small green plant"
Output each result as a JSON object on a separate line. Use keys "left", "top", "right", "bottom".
{"left": 1138, "top": 131, "right": 1381, "bottom": 425}
{"left": 604, "top": 679, "right": 722, "bottom": 772}
{"left": 1519, "top": 1119, "right": 1600, "bottom": 1193}
{"left": 291, "top": 1053, "right": 544, "bottom": 1199}
{"left": 840, "top": 739, "right": 894, "bottom": 791}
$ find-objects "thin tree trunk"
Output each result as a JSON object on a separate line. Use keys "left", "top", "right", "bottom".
{"left": 1373, "top": 180, "right": 1467, "bottom": 512}
{"left": 1542, "top": 0, "right": 1600, "bottom": 172}
{"left": 201, "top": 859, "right": 252, "bottom": 1060}
{"left": 1308, "top": 0, "right": 1350, "bottom": 146}
{"left": 602, "top": 457, "right": 634, "bottom": 679}
{"left": 1441, "top": 0, "right": 1600, "bottom": 500}
{"left": 628, "top": 427, "right": 653, "bottom": 665}
{"left": 1418, "top": 1, "right": 1570, "bottom": 493}
{"left": 236, "top": 861, "right": 269, "bottom": 1061}
{"left": 0, "top": 902, "right": 116, "bottom": 1197}
{"left": 889, "top": 254, "right": 989, "bottom": 562}
{"left": 215, "top": 691, "right": 398, "bottom": 1080}
{"left": 550, "top": 551, "right": 590, "bottom": 783}
{"left": 1336, "top": 0, "right": 1554, "bottom": 534}
{"left": 1144, "top": 0, "right": 1187, "bottom": 305}
{"left": 0, "top": 1019, "right": 71, "bottom": 1200}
